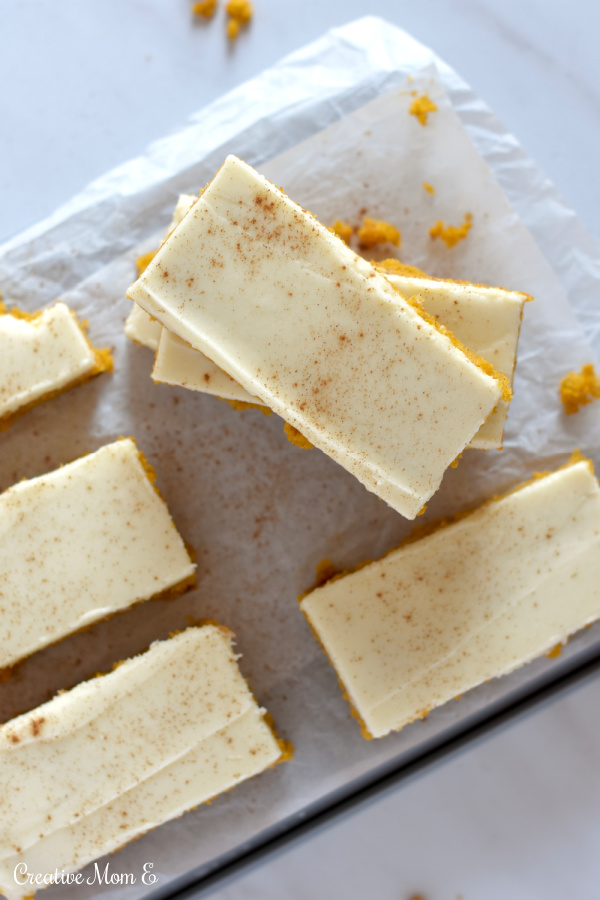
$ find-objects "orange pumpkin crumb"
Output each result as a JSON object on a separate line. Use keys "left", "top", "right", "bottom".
{"left": 559, "top": 363, "right": 600, "bottom": 414}
{"left": 329, "top": 220, "right": 354, "bottom": 244}
{"left": 430, "top": 213, "right": 473, "bottom": 248}
{"left": 422, "top": 182, "right": 435, "bottom": 194}
{"left": 357, "top": 217, "right": 401, "bottom": 250}
{"left": 314, "top": 558, "right": 339, "bottom": 587}
{"left": 136, "top": 249, "right": 158, "bottom": 276}
{"left": 226, "top": 0, "right": 252, "bottom": 39}
{"left": 375, "top": 259, "right": 427, "bottom": 278}
{"left": 409, "top": 94, "right": 438, "bottom": 126}
{"left": 192, "top": 0, "right": 218, "bottom": 17}
{"left": 283, "top": 422, "right": 314, "bottom": 449}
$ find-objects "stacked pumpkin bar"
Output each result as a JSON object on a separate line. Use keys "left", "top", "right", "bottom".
{"left": 128, "top": 155, "right": 523, "bottom": 518}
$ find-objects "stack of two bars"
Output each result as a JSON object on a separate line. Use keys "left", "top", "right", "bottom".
{"left": 127, "top": 154, "right": 525, "bottom": 520}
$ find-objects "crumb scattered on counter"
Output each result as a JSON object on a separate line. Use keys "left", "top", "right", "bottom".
{"left": 192, "top": 0, "right": 218, "bottom": 17}
{"left": 329, "top": 220, "right": 354, "bottom": 244}
{"left": 226, "top": 0, "right": 253, "bottom": 39}
{"left": 559, "top": 363, "right": 600, "bottom": 414}
{"left": 409, "top": 94, "right": 438, "bottom": 126}
{"left": 429, "top": 213, "right": 472, "bottom": 248}
{"left": 357, "top": 217, "right": 401, "bottom": 250}
{"left": 422, "top": 181, "right": 435, "bottom": 194}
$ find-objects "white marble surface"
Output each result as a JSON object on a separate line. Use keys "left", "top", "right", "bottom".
{"left": 1, "top": 2, "right": 599, "bottom": 899}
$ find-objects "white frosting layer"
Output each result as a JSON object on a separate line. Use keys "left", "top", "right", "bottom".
{"left": 123, "top": 302, "right": 162, "bottom": 351}
{"left": 0, "top": 438, "right": 195, "bottom": 669}
{"left": 301, "top": 459, "right": 600, "bottom": 738}
{"left": 152, "top": 272, "right": 526, "bottom": 451}
{"left": 124, "top": 194, "right": 197, "bottom": 349}
{"left": 0, "top": 626, "right": 283, "bottom": 900}
{"left": 0, "top": 302, "right": 101, "bottom": 419}
{"left": 129, "top": 155, "right": 502, "bottom": 519}
{"left": 153, "top": 329, "right": 261, "bottom": 402}
{"left": 386, "top": 274, "right": 526, "bottom": 449}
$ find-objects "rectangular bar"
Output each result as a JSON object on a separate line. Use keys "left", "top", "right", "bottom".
{"left": 128, "top": 155, "right": 506, "bottom": 519}
{"left": 300, "top": 456, "right": 600, "bottom": 738}
{"left": 152, "top": 266, "right": 527, "bottom": 450}
{"left": 0, "top": 301, "right": 112, "bottom": 428}
{"left": 0, "top": 626, "right": 286, "bottom": 900}
{"left": 0, "top": 438, "right": 195, "bottom": 669}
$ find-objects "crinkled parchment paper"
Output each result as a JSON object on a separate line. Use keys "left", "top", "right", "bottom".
{"left": 1, "top": 17, "right": 599, "bottom": 900}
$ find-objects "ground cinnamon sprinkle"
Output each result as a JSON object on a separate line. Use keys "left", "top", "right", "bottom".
{"left": 559, "top": 363, "right": 600, "bottom": 414}
{"left": 358, "top": 217, "right": 401, "bottom": 250}
{"left": 430, "top": 213, "right": 473, "bottom": 248}
{"left": 409, "top": 94, "right": 438, "bottom": 126}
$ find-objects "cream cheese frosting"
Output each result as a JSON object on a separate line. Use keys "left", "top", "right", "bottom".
{"left": 0, "top": 438, "right": 195, "bottom": 670}
{"left": 0, "top": 626, "right": 285, "bottom": 900}
{"left": 124, "top": 194, "right": 197, "bottom": 349}
{"left": 384, "top": 273, "right": 527, "bottom": 449}
{"left": 153, "top": 328, "right": 262, "bottom": 402}
{"left": 152, "top": 269, "right": 526, "bottom": 451}
{"left": 128, "top": 155, "right": 505, "bottom": 519}
{"left": 300, "top": 457, "right": 600, "bottom": 738}
{"left": 0, "top": 301, "right": 111, "bottom": 424}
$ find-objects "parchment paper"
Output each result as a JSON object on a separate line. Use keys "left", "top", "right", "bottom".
{"left": 1, "top": 17, "right": 599, "bottom": 900}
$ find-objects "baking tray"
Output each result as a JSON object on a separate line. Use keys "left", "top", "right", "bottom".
{"left": 1, "top": 17, "right": 599, "bottom": 900}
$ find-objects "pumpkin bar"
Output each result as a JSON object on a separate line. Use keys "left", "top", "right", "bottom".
{"left": 0, "top": 626, "right": 288, "bottom": 900}
{"left": 0, "top": 301, "right": 112, "bottom": 429}
{"left": 0, "top": 438, "right": 195, "bottom": 670}
{"left": 124, "top": 193, "right": 197, "bottom": 350}
{"left": 152, "top": 264, "right": 527, "bottom": 450}
{"left": 300, "top": 455, "right": 600, "bottom": 738}
{"left": 128, "top": 155, "right": 508, "bottom": 519}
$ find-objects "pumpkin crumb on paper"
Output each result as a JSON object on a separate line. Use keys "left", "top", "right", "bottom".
{"left": 559, "top": 363, "right": 600, "bottom": 414}
{"left": 423, "top": 181, "right": 435, "bottom": 194}
{"left": 329, "top": 220, "right": 354, "bottom": 244}
{"left": 430, "top": 213, "right": 473, "bottom": 248}
{"left": 283, "top": 422, "right": 314, "bottom": 450}
{"left": 136, "top": 249, "right": 158, "bottom": 276}
{"left": 357, "top": 217, "right": 401, "bottom": 250}
{"left": 409, "top": 93, "right": 438, "bottom": 125}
